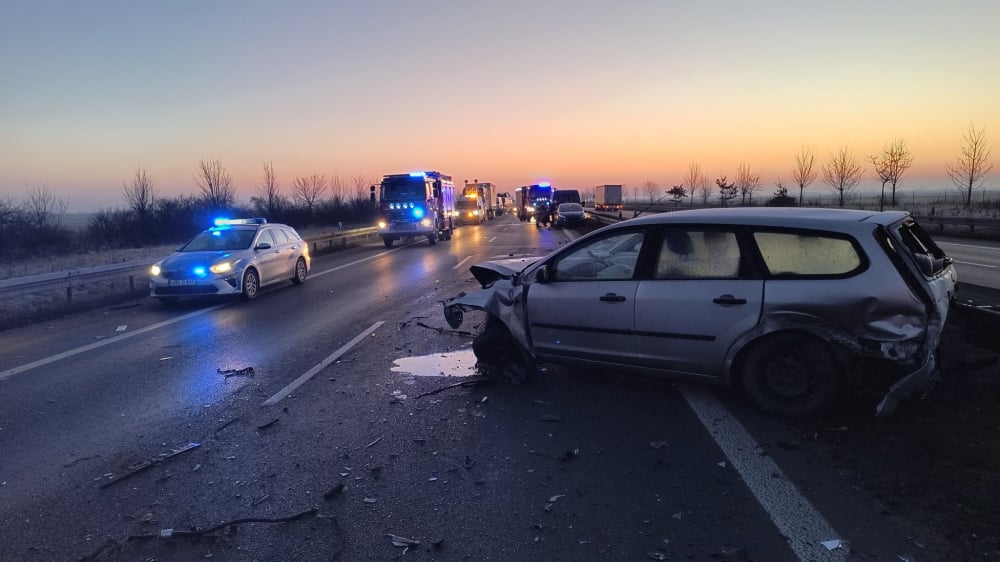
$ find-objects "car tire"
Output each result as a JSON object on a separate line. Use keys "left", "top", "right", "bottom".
{"left": 427, "top": 232, "right": 437, "bottom": 246}
{"left": 473, "top": 315, "right": 530, "bottom": 384}
{"left": 741, "top": 333, "right": 840, "bottom": 417}
{"left": 291, "top": 258, "right": 307, "bottom": 285}
{"left": 240, "top": 268, "right": 260, "bottom": 301}
{"left": 383, "top": 237, "right": 394, "bottom": 249}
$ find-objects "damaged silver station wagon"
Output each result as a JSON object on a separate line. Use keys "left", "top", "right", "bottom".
{"left": 443, "top": 208, "right": 957, "bottom": 416}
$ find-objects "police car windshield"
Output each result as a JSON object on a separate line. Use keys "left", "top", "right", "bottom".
{"left": 181, "top": 229, "right": 256, "bottom": 252}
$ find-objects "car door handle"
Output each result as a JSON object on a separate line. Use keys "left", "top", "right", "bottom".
{"left": 599, "top": 293, "right": 627, "bottom": 302}
{"left": 713, "top": 295, "right": 747, "bottom": 306}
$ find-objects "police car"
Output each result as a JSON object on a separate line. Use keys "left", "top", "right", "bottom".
{"left": 149, "top": 218, "right": 310, "bottom": 303}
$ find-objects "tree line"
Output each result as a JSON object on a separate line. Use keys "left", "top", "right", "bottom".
{"left": 637, "top": 124, "right": 994, "bottom": 210}
{"left": 0, "top": 160, "right": 379, "bottom": 261}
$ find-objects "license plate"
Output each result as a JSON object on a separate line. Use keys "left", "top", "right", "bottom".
{"left": 168, "top": 279, "right": 197, "bottom": 286}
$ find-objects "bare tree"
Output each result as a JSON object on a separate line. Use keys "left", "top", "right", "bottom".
{"left": 736, "top": 162, "right": 761, "bottom": 206}
{"left": 256, "top": 161, "right": 283, "bottom": 217}
{"left": 122, "top": 167, "right": 156, "bottom": 242}
{"left": 792, "top": 146, "right": 818, "bottom": 206}
{"left": 716, "top": 176, "right": 738, "bottom": 207}
{"left": 291, "top": 174, "right": 328, "bottom": 216}
{"left": 946, "top": 125, "right": 994, "bottom": 208}
{"left": 329, "top": 173, "right": 346, "bottom": 206}
{"left": 351, "top": 175, "right": 371, "bottom": 199}
{"left": 667, "top": 184, "right": 687, "bottom": 207}
{"left": 869, "top": 139, "right": 913, "bottom": 211}
{"left": 23, "top": 183, "right": 68, "bottom": 230}
{"left": 642, "top": 180, "right": 660, "bottom": 205}
{"left": 822, "top": 145, "right": 864, "bottom": 208}
{"left": 195, "top": 159, "right": 236, "bottom": 209}
{"left": 684, "top": 163, "right": 708, "bottom": 207}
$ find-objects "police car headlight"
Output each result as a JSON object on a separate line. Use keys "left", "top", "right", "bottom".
{"left": 210, "top": 262, "right": 233, "bottom": 274}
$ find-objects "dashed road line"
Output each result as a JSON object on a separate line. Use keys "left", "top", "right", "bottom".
{"left": 262, "top": 321, "right": 385, "bottom": 406}
{"left": 453, "top": 256, "right": 472, "bottom": 270}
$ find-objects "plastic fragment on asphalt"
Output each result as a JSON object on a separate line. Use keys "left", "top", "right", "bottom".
{"left": 388, "top": 534, "right": 420, "bottom": 547}
{"left": 363, "top": 497, "right": 377, "bottom": 504}
{"left": 650, "top": 442, "right": 668, "bottom": 449}
{"left": 647, "top": 552, "right": 667, "bottom": 560}
{"left": 159, "top": 529, "right": 174, "bottom": 539}
{"left": 717, "top": 461, "right": 727, "bottom": 467}
{"left": 672, "top": 512, "right": 682, "bottom": 519}
{"left": 539, "top": 414, "right": 562, "bottom": 422}
{"left": 821, "top": 539, "right": 846, "bottom": 550}
{"left": 548, "top": 494, "right": 565, "bottom": 503}
{"left": 99, "top": 442, "right": 200, "bottom": 489}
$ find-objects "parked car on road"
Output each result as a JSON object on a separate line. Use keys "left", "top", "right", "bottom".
{"left": 443, "top": 208, "right": 957, "bottom": 417}
{"left": 149, "top": 218, "right": 310, "bottom": 303}
{"left": 555, "top": 202, "right": 586, "bottom": 227}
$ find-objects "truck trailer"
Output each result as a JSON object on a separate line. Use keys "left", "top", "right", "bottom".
{"left": 594, "top": 184, "right": 623, "bottom": 211}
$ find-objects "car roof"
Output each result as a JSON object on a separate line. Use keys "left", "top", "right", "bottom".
{"left": 621, "top": 207, "right": 910, "bottom": 228}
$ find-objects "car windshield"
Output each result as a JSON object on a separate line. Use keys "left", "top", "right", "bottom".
{"left": 559, "top": 203, "right": 582, "bottom": 213}
{"left": 180, "top": 229, "right": 256, "bottom": 251}
{"left": 382, "top": 178, "right": 426, "bottom": 200}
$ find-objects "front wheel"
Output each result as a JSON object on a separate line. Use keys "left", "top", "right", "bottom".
{"left": 741, "top": 333, "right": 840, "bottom": 417}
{"left": 291, "top": 258, "right": 307, "bottom": 285}
{"left": 383, "top": 237, "right": 394, "bottom": 248}
{"left": 427, "top": 232, "right": 437, "bottom": 246}
{"left": 240, "top": 268, "right": 260, "bottom": 301}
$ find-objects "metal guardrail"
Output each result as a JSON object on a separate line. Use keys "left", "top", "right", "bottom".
{"left": 0, "top": 226, "right": 381, "bottom": 301}
{"left": 912, "top": 215, "right": 1000, "bottom": 232}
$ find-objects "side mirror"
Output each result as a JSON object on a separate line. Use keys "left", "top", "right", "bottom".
{"left": 433, "top": 188, "right": 441, "bottom": 199}
{"left": 255, "top": 242, "right": 272, "bottom": 251}
{"left": 535, "top": 265, "right": 552, "bottom": 283}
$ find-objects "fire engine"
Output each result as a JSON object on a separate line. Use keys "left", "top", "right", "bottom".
{"left": 371, "top": 171, "right": 455, "bottom": 248}
{"left": 515, "top": 182, "right": 554, "bottom": 222}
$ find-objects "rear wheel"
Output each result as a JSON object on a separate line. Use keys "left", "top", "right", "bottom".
{"left": 291, "top": 258, "right": 307, "bottom": 285}
{"left": 742, "top": 333, "right": 840, "bottom": 417}
{"left": 240, "top": 268, "right": 260, "bottom": 301}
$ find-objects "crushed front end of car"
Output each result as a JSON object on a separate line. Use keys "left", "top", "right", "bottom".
{"left": 443, "top": 257, "right": 541, "bottom": 382}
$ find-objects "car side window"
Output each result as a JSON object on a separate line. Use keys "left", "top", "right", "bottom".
{"left": 654, "top": 229, "right": 741, "bottom": 279}
{"left": 282, "top": 228, "right": 301, "bottom": 242}
{"left": 256, "top": 230, "right": 276, "bottom": 248}
{"left": 552, "top": 230, "right": 645, "bottom": 281}
{"left": 270, "top": 228, "right": 290, "bottom": 244}
{"left": 753, "top": 231, "right": 861, "bottom": 276}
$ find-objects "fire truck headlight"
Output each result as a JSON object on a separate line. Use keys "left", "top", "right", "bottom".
{"left": 378, "top": 220, "right": 387, "bottom": 229}
{"left": 420, "top": 218, "right": 432, "bottom": 227}
{"left": 473, "top": 210, "right": 480, "bottom": 216}
{"left": 412, "top": 207, "right": 425, "bottom": 219}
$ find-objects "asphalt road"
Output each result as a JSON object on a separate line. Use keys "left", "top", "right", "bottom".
{"left": 0, "top": 215, "right": 929, "bottom": 561}
{"left": 932, "top": 235, "right": 1000, "bottom": 290}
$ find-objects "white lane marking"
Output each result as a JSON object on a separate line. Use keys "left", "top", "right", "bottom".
{"left": 0, "top": 304, "right": 227, "bottom": 381}
{"left": 262, "top": 321, "right": 385, "bottom": 406}
{"left": 488, "top": 236, "right": 497, "bottom": 243}
{"left": 453, "top": 256, "right": 472, "bottom": 270}
{"left": 938, "top": 241, "right": 1000, "bottom": 251}
{"left": 564, "top": 229, "right": 579, "bottom": 241}
{"left": 681, "top": 385, "right": 847, "bottom": 562}
{"left": 953, "top": 260, "right": 996, "bottom": 268}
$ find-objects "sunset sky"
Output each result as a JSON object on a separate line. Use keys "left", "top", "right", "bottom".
{"left": 2, "top": 0, "right": 998, "bottom": 212}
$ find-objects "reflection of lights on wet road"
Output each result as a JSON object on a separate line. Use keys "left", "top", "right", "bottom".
{"left": 391, "top": 349, "right": 478, "bottom": 377}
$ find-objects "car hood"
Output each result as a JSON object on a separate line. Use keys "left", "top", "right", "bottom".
{"left": 468, "top": 255, "right": 544, "bottom": 287}
{"left": 160, "top": 251, "right": 235, "bottom": 269}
